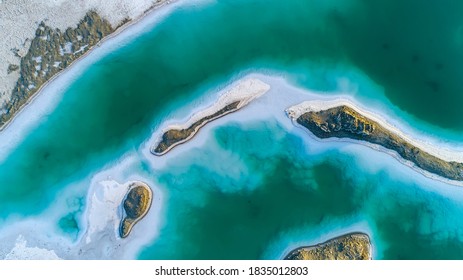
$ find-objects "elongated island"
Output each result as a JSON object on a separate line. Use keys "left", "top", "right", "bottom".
{"left": 119, "top": 182, "right": 153, "bottom": 238}
{"left": 286, "top": 100, "right": 463, "bottom": 182}
{"left": 151, "top": 78, "right": 270, "bottom": 155}
{"left": 285, "top": 233, "right": 372, "bottom": 260}
{"left": 152, "top": 101, "right": 240, "bottom": 155}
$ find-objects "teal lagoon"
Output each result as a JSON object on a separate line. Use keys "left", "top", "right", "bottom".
{"left": 1, "top": 0, "right": 463, "bottom": 259}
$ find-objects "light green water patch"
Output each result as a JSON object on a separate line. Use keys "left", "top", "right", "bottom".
{"left": 58, "top": 213, "right": 80, "bottom": 239}
{"left": 56, "top": 196, "right": 85, "bottom": 241}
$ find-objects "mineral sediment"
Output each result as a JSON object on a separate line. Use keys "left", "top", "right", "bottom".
{"left": 296, "top": 105, "right": 463, "bottom": 181}
{"left": 285, "top": 233, "right": 371, "bottom": 260}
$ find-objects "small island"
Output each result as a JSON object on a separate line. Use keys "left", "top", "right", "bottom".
{"left": 151, "top": 78, "right": 270, "bottom": 156}
{"left": 285, "top": 233, "right": 372, "bottom": 260}
{"left": 152, "top": 101, "right": 241, "bottom": 155}
{"left": 287, "top": 100, "right": 463, "bottom": 182}
{"left": 119, "top": 182, "right": 153, "bottom": 238}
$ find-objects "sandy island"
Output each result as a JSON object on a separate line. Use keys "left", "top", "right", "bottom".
{"left": 151, "top": 78, "right": 271, "bottom": 156}
{"left": 286, "top": 99, "right": 463, "bottom": 185}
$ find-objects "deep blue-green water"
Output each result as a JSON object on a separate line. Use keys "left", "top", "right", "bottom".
{"left": 1, "top": 0, "right": 463, "bottom": 259}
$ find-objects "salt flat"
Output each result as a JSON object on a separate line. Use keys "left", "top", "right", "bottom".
{"left": 0, "top": 0, "right": 168, "bottom": 108}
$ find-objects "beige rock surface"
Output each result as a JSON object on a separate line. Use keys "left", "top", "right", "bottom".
{"left": 285, "top": 233, "right": 372, "bottom": 260}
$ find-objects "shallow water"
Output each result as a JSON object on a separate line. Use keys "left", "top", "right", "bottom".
{"left": 1, "top": 0, "right": 463, "bottom": 259}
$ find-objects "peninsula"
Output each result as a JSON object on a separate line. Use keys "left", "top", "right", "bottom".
{"left": 151, "top": 78, "right": 270, "bottom": 155}
{"left": 286, "top": 100, "right": 463, "bottom": 183}
{"left": 284, "top": 233, "right": 372, "bottom": 260}
{"left": 119, "top": 182, "right": 153, "bottom": 238}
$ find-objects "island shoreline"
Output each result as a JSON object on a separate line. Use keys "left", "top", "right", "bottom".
{"left": 286, "top": 99, "right": 463, "bottom": 186}
{"left": 0, "top": 0, "right": 178, "bottom": 133}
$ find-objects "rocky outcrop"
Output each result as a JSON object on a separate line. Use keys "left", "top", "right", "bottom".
{"left": 119, "top": 182, "right": 152, "bottom": 238}
{"left": 285, "top": 233, "right": 371, "bottom": 260}
{"left": 0, "top": 11, "right": 114, "bottom": 127}
{"left": 152, "top": 101, "right": 241, "bottom": 155}
{"left": 296, "top": 105, "right": 463, "bottom": 181}
{"left": 7, "top": 64, "right": 19, "bottom": 74}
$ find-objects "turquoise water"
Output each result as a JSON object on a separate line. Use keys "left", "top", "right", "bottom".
{"left": 138, "top": 121, "right": 463, "bottom": 259}
{"left": 1, "top": 0, "right": 463, "bottom": 259}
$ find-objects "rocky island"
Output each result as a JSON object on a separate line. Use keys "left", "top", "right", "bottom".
{"left": 285, "top": 233, "right": 372, "bottom": 260}
{"left": 151, "top": 78, "right": 270, "bottom": 155}
{"left": 287, "top": 100, "right": 463, "bottom": 183}
{"left": 119, "top": 182, "right": 153, "bottom": 238}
